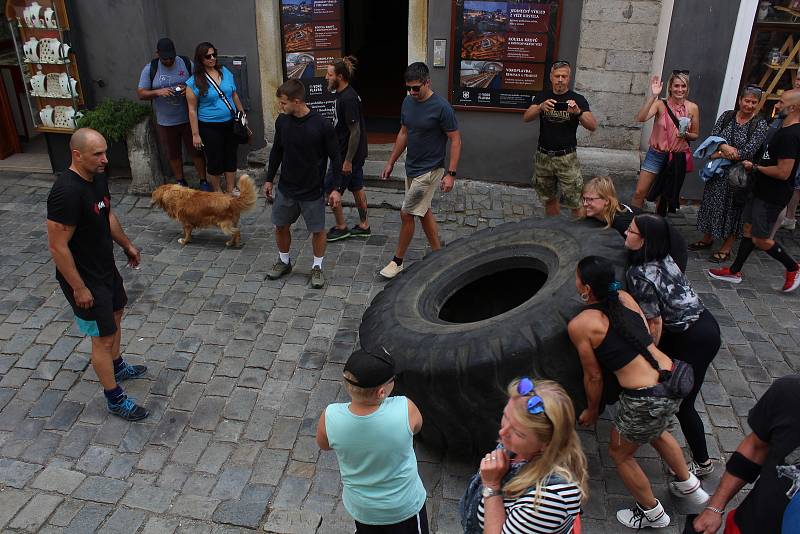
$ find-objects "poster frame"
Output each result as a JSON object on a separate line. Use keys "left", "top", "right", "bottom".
{"left": 447, "top": 0, "right": 564, "bottom": 113}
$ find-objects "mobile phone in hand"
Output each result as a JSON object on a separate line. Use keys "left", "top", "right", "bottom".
{"left": 554, "top": 101, "right": 569, "bottom": 112}
{"left": 682, "top": 514, "right": 699, "bottom": 534}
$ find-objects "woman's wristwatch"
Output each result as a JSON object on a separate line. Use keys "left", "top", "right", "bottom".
{"left": 482, "top": 486, "right": 502, "bottom": 499}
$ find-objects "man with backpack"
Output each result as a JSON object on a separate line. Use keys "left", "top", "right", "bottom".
{"left": 137, "top": 37, "right": 208, "bottom": 190}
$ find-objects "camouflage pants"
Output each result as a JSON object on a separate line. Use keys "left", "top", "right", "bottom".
{"left": 532, "top": 151, "right": 583, "bottom": 209}
{"left": 614, "top": 391, "right": 680, "bottom": 444}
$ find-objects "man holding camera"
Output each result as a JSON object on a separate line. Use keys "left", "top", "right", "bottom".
{"left": 137, "top": 37, "right": 208, "bottom": 190}
{"left": 523, "top": 60, "right": 597, "bottom": 216}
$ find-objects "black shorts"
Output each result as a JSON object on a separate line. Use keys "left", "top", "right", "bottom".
{"left": 743, "top": 196, "right": 785, "bottom": 238}
{"left": 324, "top": 164, "right": 365, "bottom": 193}
{"left": 199, "top": 120, "right": 238, "bottom": 175}
{"left": 58, "top": 268, "right": 127, "bottom": 337}
{"left": 354, "top": 504, "right": 429, "bottom": 534}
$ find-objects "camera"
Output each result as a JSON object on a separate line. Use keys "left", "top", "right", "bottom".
{"left": 554, "top": 101, "right": 568, "bottom": 111}
{"left": 174, "top": 86, "right": 183, "bottom": 93}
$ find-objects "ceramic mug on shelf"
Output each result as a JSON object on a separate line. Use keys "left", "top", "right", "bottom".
{"left": 43, "top": 7, "right": 56, "bottom": 28}
{"left": 30, "top": 70, "right": 46, "bottom": 96}
{"left": 39, "top": 104, "right": 55, "bottom": 127}
{"left": 54, "top": 106, "right": 76, "bottom": 128}
{"left": 28, "top": 1, "right": 43, "bottom": 28}
{"left": 22, "top": 37, "right": 39, "bottom": 63}
{"left": 58, "top": 42, "right": 71, "bottom": 60}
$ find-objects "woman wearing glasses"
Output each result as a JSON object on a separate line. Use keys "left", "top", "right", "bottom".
{"left": 580, "top": 176, "right": 688, "bottom": 271}
{"left": 692, "top": 85, "right": 769, "bottom": 262}
{"left": 625, "top": 214, "right": 721, "bottom": 480}
{"left": 185, "top": 42, "right": 246, "bottom": 194}
{"left": 568, "top": 255, "right": 708, "bottom": 529}
{"left": 632, "top": 71, "right": 699, "bottom": 210}
{"left": 462, "top": 378, "right": 587, "bottom": 534}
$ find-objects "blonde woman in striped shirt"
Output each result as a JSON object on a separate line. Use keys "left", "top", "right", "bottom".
{"left": 476, "top": 379, "right": 587, "bottom": 534}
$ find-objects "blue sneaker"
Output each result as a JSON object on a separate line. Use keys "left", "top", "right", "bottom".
{"left": 199, "top": 180, "right": 212, "bottom": 192}
{"left": 114, "top": 362, "right": 147, "bottom": 382}
{"left": 107, "top": 395, "right": 149, "bottom": 421}
{"left": 177, "top": 178, "right": 189, "bottom": 187}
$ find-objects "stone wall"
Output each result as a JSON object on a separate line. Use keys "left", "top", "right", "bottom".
{"left": 574, "top": 0, "right": 663, "bottom": 150}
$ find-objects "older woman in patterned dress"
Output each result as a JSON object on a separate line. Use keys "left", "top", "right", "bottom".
{"left": 691, "top": 86, "right": 769, "bottom": 262}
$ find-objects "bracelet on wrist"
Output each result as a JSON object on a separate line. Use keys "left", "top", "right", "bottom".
{"left": 704, "top": 506, "right": 724, "bottom": 514}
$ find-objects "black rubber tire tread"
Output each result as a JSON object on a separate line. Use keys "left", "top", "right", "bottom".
{"left": 359, "top": 216, "right": 628, "bottom": 457}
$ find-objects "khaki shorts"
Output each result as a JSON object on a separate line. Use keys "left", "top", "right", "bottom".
{"left": 402, "top": 168, "right": 444, "bottom": 216}
{"left": 532, "top": 151, "right": 583, "bottom": 209}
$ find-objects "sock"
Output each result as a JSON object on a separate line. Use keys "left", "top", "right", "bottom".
{"left": 279, "top": 251, "right": 290, "bottom": 265}
{"left": 730, "top": 238, "right": 755, "bottom": 273}
{"left": 393, "top": 256, "right": 403, "bottom": 266}
{"left": 104, "top": 385, "right": 124, "bottom": 405}
{"left": 313, "top": 256, "right": 323, "bottom": 269}
{"left": 112, "top": 357, "right": 125, "bottom": 375}
{"left": 765, "top": 242, "right": 798, "bottom": 271}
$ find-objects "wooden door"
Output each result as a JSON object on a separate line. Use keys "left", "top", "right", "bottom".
{"left": 0, "top": 76, "right": 21, "bottom": 159}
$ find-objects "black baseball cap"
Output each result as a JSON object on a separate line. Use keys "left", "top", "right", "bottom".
{"left": 156, "top": 38, "right": 176, "bottom": 60}
{"left": 344, "top": 348, "right": 395, "bottom": 388}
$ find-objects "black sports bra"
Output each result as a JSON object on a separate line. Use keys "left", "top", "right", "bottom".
{"left": 585, "top": 303, "right": 654, "bottom": 372}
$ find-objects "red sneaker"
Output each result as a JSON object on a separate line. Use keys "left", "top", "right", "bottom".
{"left": 708, "top": 266, "right": 743, "bottom": 284}
{"left": 783, "top": 264, "right": 800, "bottom": 292}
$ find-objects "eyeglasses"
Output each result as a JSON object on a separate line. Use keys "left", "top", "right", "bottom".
{"left": 517, "top": 377, "right": 545, "bottom": 415}
{"left": 672, "top": 69, "right": 690, "bottom": 76}
{"left": 581, "top": 195, "right": 602, "bottom": 204}
{"left": 552, "top": 60, "right": 571, "bottom": 69}
{"left": 626, "top": 224, "right": 641, "bottom": 236}
{"left": 405, "top": 84, "right": 423, "bottom": 92}
{"left": 204, "top": 52, "right": 217, "bottom": 59}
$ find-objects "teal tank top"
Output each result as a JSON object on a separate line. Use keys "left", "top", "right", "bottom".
{"left": 325, "top": 395, "right": 427, "bottom": 525}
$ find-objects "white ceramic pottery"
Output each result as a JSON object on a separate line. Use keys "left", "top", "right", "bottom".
{"left": 39, "top": 105, "right": 55, "bottom": 127}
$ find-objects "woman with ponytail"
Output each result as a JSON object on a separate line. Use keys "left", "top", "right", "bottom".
{"left": 568, "top": 255, "right": 708, "bottom": 529}
{"left": 625, "top": 213, "right": 721, "bottom": 478}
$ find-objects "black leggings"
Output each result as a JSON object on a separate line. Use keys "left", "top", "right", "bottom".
{"left": 658, "top": 309, "right": 721, "bottom": 463}
{"left": 199, "top": 119, "right": 238, "bottom": 175}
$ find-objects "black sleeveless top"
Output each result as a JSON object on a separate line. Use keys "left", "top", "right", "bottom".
{"left": 585, "top": 303, "right": 653, "bottom": 372}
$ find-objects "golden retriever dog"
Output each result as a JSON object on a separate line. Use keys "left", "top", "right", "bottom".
{"left": 151, "top": 175, "right": 257, "bottom": 247}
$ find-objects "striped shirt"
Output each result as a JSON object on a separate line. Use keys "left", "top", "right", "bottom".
{"left": 476, "top": 480, "right": 582, "bottom": 534}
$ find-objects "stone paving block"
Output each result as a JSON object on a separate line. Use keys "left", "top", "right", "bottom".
{"left": 252, "top": 448, "right": 290, "bottom": 486}
{"left": 72, "top": 475, "right": 130, "bottom": 504}
{"left": 151, "top": 368, "right": 184, "bottom": 396}
{"left": 141, "top": 516, "right": 182, "bottom": 534}
{"left": 121, "top": 483, "right": 177, "bottom": 513}
{"left": 137, "top": 446, "right": 170, "bottom": 472}
{"left": 172, "top": 429, "right": 212, "bottom": 464}
{"left": 150, "top": 409, "right": 190, "bottom": 447}
{"left": 63, "top": 502, "right": 112, "bottom": 534}
{"left": 93, "top": 416, "right": 129, "bottom": 447}
{"left": 224, "top": 387, "right": 258, "bottom": 421}
{"left": 268, "top": 416, "right": 302, "bottom": 450}
{"left": 48, "top": 498, "right": 83, "bottom": 527}
{"left": 75, "top": 445, "right": 113, "bottom": 474}
{"left": 183, "top": 471, "right": 218, "bottom": 497}
{"left": 103, "top": 453, "right": 139, "bottom": 479}
{"left": 205, "top": 376, "right": 237, "bottom": 396}
{"left": 28, "top": 389, "right": 66, "bottom": 418}
{"left": 101, "top": 506, "right": 147, "bottom": 533}
{"left": 0, "top": 458, "right": 42, "bottom": 488}
{"left": 191, "top": 397, "right": 226, "bottom": 431}
{"left": 43, "top": 400, "right": 83, "bottom": 431}
{"left": 186, "top": 362, "right": 216, "bottom": 383}
{"left": 272, "top": 475, "right": 312, "bottom": 508}
{"left": 31, "top": 465, "right": 86, "bottom": 494}
{"left": 197, "top": 441, "right": 234, "bottom": 474}
{"left": 210, "top": 465, "right": 252, "bottom": 500}
{"left": 119, "top": 421, "right": 156, "bottom": 454}
{"left": 212, "top": 483, "right": 274, "bottom": 528}
{"left": 266, "top": 509, "right": 325, "bottom": 534}
{"left": 157, "top": 462, "right": 192, "bottom": 490}
{"left": 56, "top": 424, "right": 96, "bottom": 458}
{"left": 171, "top": 494, "right": 220, "bottom": 521}
{"left": 0, "top": 488, "right": 33, "bottom": 529}
{"left": 8, "top": 493, "right": 62, "bottom": 531}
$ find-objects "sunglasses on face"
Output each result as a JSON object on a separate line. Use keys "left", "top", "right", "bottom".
{"left": 204, "top": 52, "right": 217, "bottom": 59}
{"left": 405, "top": 84, "right": 424, "bottom": 92}
{"left": 517, "top": 378, "right": 545, "bottom": 415}
{"left": 672, "top": 69, "right": 690, "bottom": 76}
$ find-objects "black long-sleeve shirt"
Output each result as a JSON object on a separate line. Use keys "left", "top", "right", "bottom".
{"left": 266, "top": 110, "right": 342, "bottom": 201}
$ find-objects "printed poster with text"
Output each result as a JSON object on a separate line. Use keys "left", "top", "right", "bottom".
{"left": 452, "top": 0, "right": 561, "bottom": 110}
{"left": 280, "top": 0, "right": 343, "bottom": 122}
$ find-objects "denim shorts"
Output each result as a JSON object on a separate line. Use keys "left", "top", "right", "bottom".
{"left": 641, "top": 147, "right": 669, "bottom": 175}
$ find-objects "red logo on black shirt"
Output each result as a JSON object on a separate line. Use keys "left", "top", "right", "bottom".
{"left": 93, "top": 196, "right": 110, "bottom": 215}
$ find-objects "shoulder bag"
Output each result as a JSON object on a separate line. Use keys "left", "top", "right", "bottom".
{"left": 205, "top": 71, "right": 251, "bottom": 144}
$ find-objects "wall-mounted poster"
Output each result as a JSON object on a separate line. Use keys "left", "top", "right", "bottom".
{"left": 279, "top": 0, "right": 344, "bottom": 121}
{"left": 450, "top": 0, "right": 563, "bottom": 111}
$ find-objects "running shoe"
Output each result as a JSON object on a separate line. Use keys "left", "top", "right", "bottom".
{"left": 781, "top": 218, "right": 796, "bottom": 230}
{"left": 616, "top": 500, "right": 670, "bottom": 529}
{"left": 266, "top": 259, "right": 292, "bottom": 280}
{"left": 310, "top": 266, "right": 325, "bottom": 289}
{"left": 708, "top": 266, "right": 743, "bottom": 284}
{"left": 669, "top": 473, "right": 709, "bottom": 507}
{"left": 107, "top": 395, "right": 149, "bottom": 421}
{"left": 326, "top": 226, "right": 351, "bottom": 242}
{"left": 783, "top": 264, "right": 800, "bottom": 293}
{"left": 114, "top": 362, "right": 147, "bottom": 382}
{"left": 688, "top": 459, "right": 715, "bottom": 478}
{"left": 380, "top": 260, "right": 403, "bottom": 279}
{"left": 350, "top": 225, "right": 371, "bottom": 237}
{"left": 199, "top": 180, "right": 212, "bottom": 192}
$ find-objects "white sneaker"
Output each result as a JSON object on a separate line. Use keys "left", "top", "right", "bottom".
{"left": 669, "top": 473, "right": 710, "bottom": 507}
{"left": 782, "top": 218, "right": 796, "bottom": 230}
{"left": 617, "top": 500, "right": 670, "bottom": 529}
{"left": 379, "top": 261, "right": 404, "bottom": 279}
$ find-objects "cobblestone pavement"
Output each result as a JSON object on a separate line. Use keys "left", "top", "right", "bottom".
{"left": 0, "top": 170, "right": 798, "bottom": 533}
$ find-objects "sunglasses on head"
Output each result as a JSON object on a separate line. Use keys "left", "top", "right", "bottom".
{"left": 517, "top": 377, "right": 545, "bottom": 415}
{"left": 672, "top": 69, "right": 690, "bottom": 76}
{"left": 405, "top": 83, "right": 424, "bottom": 92}
{"left": 204, "top": 52, "right": 217, "bottom": 59}
{"left": 744, "top": 84, "right": 764, "bottom": 95}
{"left": 552, "top": 60, "right": 571, "bottom": 69}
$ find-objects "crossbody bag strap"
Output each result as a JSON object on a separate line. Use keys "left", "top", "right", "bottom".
{"left": 661, "top": 99, "right": 681, "bottom": 129}
{"left": 205, "top": 71, "right": 236, "bottom": 118}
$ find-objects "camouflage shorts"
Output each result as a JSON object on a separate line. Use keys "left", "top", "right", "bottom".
{"left": 614, "top": 391, "right": 680, "bottom": 444}
{"left": 532, "top": 151, "right": 583, "bottom": 209}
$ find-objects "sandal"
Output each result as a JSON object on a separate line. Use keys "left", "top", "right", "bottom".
{"left": 688, "top": 240, "right": 713, "bottom": 251}
{"left": 710, "top": 250, "right": 731, "bottom": 263}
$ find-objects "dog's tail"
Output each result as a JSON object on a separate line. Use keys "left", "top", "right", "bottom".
{"left": 232, "top": 175, "right": 257, "bottom": 213}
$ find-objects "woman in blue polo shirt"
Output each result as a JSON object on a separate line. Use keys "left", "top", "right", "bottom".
{"left": 186, "top": 41, "right": 246, "bottom": 194}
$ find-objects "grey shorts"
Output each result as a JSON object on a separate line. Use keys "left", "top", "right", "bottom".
{"left": 271, "top": 187, "right": 325, "bottom": 233}
{"left": 614, "top": 391, "right": 680, "bottom": 444}
{"left": 743, "top": 197, "right": 785, "bottom": 238}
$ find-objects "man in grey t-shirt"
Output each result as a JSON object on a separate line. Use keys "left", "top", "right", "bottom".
{"left": 137, "top": 38, "right": 207, "bottom": 189}
{"left": 379, "top": 62, "right": 461, "bottom": 279}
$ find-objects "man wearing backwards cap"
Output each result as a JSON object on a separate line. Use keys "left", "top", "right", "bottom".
{"left": 316, "top": 349, "right": 430, "bottom": 533}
